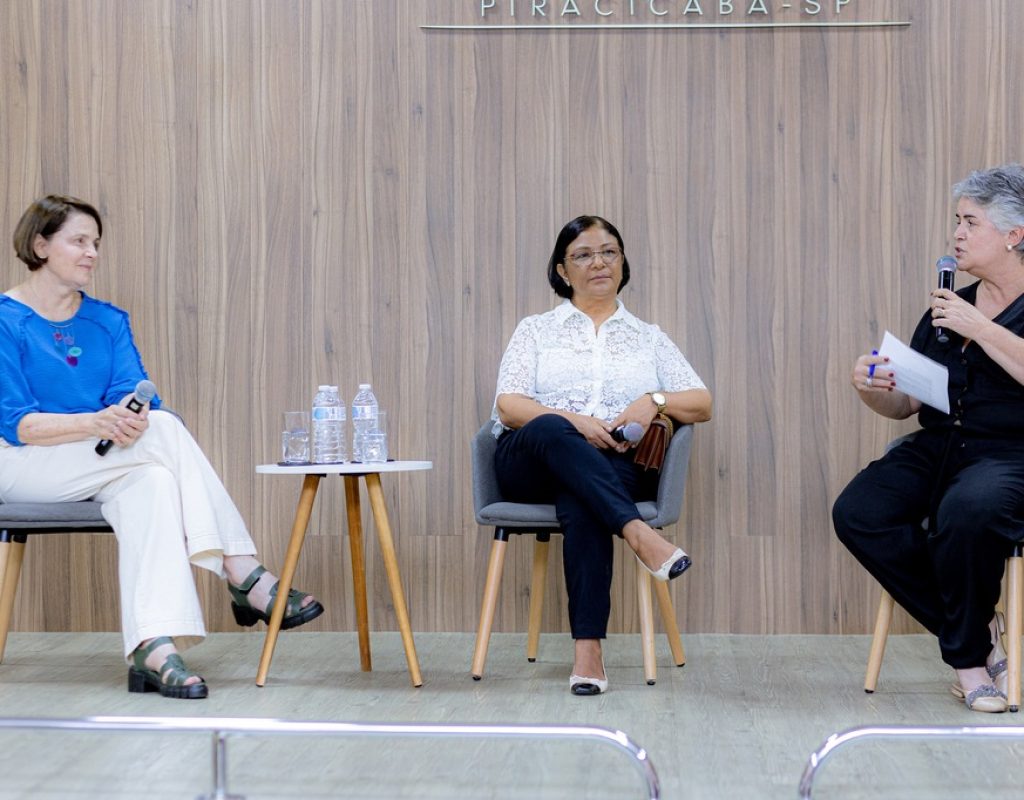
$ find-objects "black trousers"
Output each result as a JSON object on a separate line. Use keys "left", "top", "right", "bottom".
{"left": 494, "top": 414, "right": 658, "bottom": 639}
{"left": 832, "top": 431, "right": 1024, "bottom": 668}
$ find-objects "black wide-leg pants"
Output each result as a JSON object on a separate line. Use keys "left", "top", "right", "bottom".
{"left": 832, "top": 431, "right": 1024, "bottom": 668}
{"left": 494, "top": 414, "right": 658, "bottom": 639}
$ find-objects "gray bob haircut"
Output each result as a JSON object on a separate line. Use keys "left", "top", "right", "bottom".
{"left": 953, "top": 163, "right": 1024, "bottom": 254}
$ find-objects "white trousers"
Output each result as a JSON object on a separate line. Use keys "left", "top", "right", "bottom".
{"left": 0, "top": 410, "right": 256, "bottom": 658}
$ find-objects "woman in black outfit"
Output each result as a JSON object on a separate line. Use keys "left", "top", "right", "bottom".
{"left": 833, "top": 164, "right": 1024, "bottom": 713}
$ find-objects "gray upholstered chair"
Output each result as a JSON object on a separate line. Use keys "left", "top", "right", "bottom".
{"left": 862, "top": 432, "right": 1023, "bottom": 711}
{"left": 0, "top": 500, "right": 113, "bottom": 662}
{"left": 470, "top": 420, "right": 694, "bottom": 685}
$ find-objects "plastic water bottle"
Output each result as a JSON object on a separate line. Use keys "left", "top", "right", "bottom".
{"left": 312, "top": 385, "right": 346, "bottom": 463}
{"left": 351, "top": 383, "right": 378, "bottom": 462}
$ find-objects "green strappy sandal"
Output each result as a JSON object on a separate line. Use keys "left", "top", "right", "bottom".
{"left": 228, "top": 565, "right": 324, "bottom": 630}
{"left": 128, "top": 636, "right": 208, "bottom": 699}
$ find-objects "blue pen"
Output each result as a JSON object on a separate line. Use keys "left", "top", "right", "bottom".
{"left": 868, "top": 349, "right": 878, "bottom": 379}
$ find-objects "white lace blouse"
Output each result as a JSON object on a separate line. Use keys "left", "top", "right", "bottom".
{"left": 492, "top": 300, "right": 705, "bottom": 435}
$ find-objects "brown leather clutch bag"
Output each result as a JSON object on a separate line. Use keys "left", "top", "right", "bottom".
{"left": 633, "top": 413, "right": 674, "bottom": 472}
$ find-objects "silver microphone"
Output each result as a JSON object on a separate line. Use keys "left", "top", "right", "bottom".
{"left": 611, "top": 421, "right": 644, "bottom": 444}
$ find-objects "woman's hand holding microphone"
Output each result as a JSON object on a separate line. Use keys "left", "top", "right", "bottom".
{"left": 930, "top": 288, "right": 988, "bottom": 341}
{"left": 92, "top": 403, "right": 149, "bottom": 449}
{"left": 569, "top": 393, "right": 659, "bottom": 453}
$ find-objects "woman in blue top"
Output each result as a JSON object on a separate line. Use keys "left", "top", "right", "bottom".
{"left": 0, "top": 195, "right": 323, "bottom": 699}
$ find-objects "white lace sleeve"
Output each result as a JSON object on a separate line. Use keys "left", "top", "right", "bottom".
{"left": 495, "top": 316, "right": 539, "bottom": 401}
{"left": 490, "top": 317, "right": 540, "bottom": 436}
{"left": 653, "top": 326, "right": 706, "bottom": 392}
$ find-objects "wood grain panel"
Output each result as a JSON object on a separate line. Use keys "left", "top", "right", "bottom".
{"left": 2, "top": 0, "right": 1022, "bottom": 644}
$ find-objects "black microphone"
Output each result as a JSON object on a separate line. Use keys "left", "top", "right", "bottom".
{"left": 611, "top": 421, "right": 644, "bottom": 444}
{"left": 935, "top": 255, "right": 957, "bottom": 344}
{"left": 95, "top": 379, "right": 157, "bottom": 455}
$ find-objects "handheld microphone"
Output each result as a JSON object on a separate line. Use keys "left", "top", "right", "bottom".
{"left": 611, "top": 421, "right": 644, "bottom": 444}
{"left": 95, "top": 379, "right": 157, "bottom": 456}
{"left": 935, "top": 255, "right": 957, "bottom": 344}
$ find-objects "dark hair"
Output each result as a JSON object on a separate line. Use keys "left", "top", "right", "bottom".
{"left": 12, "top": 194, "right": 103, "bottom": 270}
{"left": 546, "top": 215, "right": 631, "bottom": 299}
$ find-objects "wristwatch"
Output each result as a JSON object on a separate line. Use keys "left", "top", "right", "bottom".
{"left": 648, "top": 391, "right": 667, "bottom": 415}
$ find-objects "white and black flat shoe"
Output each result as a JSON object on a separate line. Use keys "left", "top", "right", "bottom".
{"left": 569, "top": 673, "right": 608, "bottom": 696}
{"left": 637, "top": 547, "right": 691, "bottom": 582}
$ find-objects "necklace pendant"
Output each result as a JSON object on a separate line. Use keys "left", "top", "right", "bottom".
{"left": 48, "top": 322, "right": 81, "bottom": 366}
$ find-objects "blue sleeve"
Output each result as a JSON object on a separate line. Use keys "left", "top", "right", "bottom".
{"left": 0, "top": 315, "right": 40, "bottom": 445}
{"left": 100, "top": 311, "right": 162, "bottom": 410}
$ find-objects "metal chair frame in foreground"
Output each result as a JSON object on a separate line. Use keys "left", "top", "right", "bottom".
{"left": 798, "top": 724, "right": 1024, "bottom": 798}
{"left": 0, "top": 715, "right": 661, "bottom": 800}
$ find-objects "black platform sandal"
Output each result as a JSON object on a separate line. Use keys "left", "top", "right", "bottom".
{"left": 228, "top": 565, "right": 324, "bottom": 630}
{"left": 128, "top": 637, "right": 208, "bottom": 699}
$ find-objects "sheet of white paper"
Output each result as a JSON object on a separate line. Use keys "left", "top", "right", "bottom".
{"left": 878, "top": 331, "right": 950, "bottom": 414}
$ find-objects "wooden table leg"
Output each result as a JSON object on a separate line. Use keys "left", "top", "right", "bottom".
{"left": 255, "top": 473, "right": 321, "bottom": 687}
{"left": 364, "top": 473, "right": 423, "bottom": 687}
{"left": 344, "top": 475, "right": 372, "bottom": 672}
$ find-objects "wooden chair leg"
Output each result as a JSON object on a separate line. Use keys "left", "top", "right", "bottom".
{"left": 526, "top": 537, "right": 549, "bottom": 663}
{"left": 1006, "top": 549, "right": 1022, "bottom": 712}
{"left": 471, "top": 537, "right": 508, "bottom": 680}
{"left": 864, "top": 589, "right": 895, "bottom": 693}
{"left": 654, "top": 580, "right": 686, "bottom": 667}
{"left": 0, "top": 536, "right": 27, "bottom": 664}
{"left": 636, "top": 562, "right": 657, "bottom": 685}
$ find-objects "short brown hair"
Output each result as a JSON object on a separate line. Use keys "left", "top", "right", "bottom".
{"left": 12, "top": 195, "right": 103, "bottom": 270}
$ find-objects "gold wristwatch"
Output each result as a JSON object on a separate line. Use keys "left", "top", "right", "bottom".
{"left": 648, "top": 391, "right": 667, "bottom": 415}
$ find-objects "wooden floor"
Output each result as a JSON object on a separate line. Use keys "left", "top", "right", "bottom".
{"left": 1, "top": 631, "right": 1023, "bottom": 799}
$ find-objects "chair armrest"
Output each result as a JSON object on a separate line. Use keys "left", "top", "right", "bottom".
{"left": 649, "top": 424, "right": 694, "bottom": 529}
{"left": 471, "top": 422, "right": 504, "bottom": 518}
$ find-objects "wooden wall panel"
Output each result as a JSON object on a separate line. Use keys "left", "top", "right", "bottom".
{"left": 1, "top": 0, "right": 1020, "bottom": 641}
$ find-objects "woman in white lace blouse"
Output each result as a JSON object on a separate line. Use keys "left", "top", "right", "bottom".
{"left": 493, "top": 215, "right": 712, "bottom": 695}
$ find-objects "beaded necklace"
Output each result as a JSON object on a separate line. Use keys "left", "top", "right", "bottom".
{"left": 49, "top": 321, "right": 83, "bottom": 366}
{"left": 25, "top": 284, "right": 84, "bottom": 367}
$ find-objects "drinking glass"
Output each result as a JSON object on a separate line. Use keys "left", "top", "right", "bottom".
{"left": 362, "top": 432, "right": 388, "bottom": 464}
{"left": 281, "top": 411, "right": 310, "bottom": 463}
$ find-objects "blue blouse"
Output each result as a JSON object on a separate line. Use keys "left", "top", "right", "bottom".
{"left": 0, "top": 292, "right": 161, "bottom": 445}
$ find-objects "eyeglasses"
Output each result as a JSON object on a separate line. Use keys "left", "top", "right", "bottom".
{"left": 566, "top": 247, "right": 623, "bottom": 268}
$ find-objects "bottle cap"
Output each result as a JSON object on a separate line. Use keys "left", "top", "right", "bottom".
{"left": 318, "top": 385, "right": 331, "bottom": 391}
{"left": 359, "top": 383, "right": 371, "bottom": 389}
